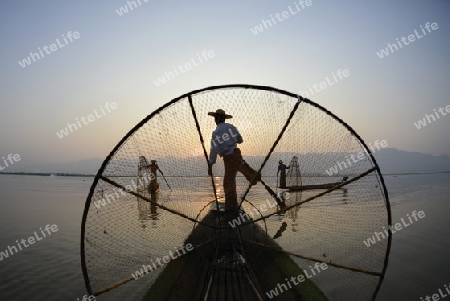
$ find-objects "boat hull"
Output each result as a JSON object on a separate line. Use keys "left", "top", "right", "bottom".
{"left": 286, "top": 181, "right": 344, "bottom": 191}
{"left": 141, "top": 208, "right": 329, "bottom": 301}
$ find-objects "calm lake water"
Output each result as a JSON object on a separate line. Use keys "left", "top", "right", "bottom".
{"left": 0, "top": 173, "right": 449, "bottom": 301}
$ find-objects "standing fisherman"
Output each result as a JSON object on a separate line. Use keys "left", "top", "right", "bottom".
{"left": 207, "top": 109, "right": 260, "bottom": 211}
{"left": 148, "top": 160, "right": 160, "bottom": 193}
{"left": 277, "top": 160, "right": 290, "bottom": 189}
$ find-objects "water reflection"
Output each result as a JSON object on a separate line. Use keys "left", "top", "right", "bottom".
{"left": 342, "top": 188, "right": 348, "bottom": 203}
{"left": 274, "top": 187, "right": 349, "bottom": 236}
{"left": 270, "top": 191, "right": 302, "bottom": 238}
{"left": 286, "top": 190, "right": 302, "bottom": 233}
{"left": 273, "top": 222, "right": 287, "bottom": 239}
{"left": 137, "top": 191, "right": 159, "bottom": 229}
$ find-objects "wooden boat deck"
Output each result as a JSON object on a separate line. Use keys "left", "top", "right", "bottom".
{"left": 141, "top": 206, "right": 328, "bottom": 301}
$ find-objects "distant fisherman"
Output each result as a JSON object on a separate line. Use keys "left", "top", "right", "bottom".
{"left": 208, "top": 109, "right": 260, "bottom": 211}
{"left": 148, "top": 160, "right": 160, "bottom": 193}
{"left": 277, "top": 160, "right": 290, "bottom": 189}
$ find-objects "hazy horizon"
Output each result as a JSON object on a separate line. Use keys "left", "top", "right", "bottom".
{"left": 1, "top": 147, "right": 449, "bottom": 176}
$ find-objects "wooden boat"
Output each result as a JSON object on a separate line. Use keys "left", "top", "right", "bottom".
{"left": 141, "top": 202, "right": 329, "bottom": 301}
{"left": 285, "top": 177, "right": 348, "bottom": 191}
{"left": 286, "top": 182, "right": 342, "bottom": 191}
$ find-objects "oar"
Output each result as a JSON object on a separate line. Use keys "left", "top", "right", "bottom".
{"left": 158, "top": 169, "right": 172, "bottom": 192}
{"left": 260, "top": 179, "right": 286, "bottom": 209}
{"left": 276, "top": 173, "right": 279, "bottom": 193}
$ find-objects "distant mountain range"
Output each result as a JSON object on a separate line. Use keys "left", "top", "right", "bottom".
{"left": 373, "top": 148, "right": 450, "bottom": 174}
{"left": 1, "top": 149, "right": 449, "bottom": 176}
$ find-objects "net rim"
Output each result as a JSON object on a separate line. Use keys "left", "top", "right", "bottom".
{"left": 80, "top": 84, "right": 392, "bottom": 300}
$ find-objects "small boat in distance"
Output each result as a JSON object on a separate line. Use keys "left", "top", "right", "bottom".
{"left": 282, "top": 155, "right": 348, "bottom": 191}
{"left": 286, "top": 176, "right": 349, "bottom": 191}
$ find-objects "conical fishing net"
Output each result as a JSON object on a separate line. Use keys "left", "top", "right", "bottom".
{"left": 286, "top": 156, "right": 302, "bottom": 188}
{"left": 81, "top": 85, "right": 391, "bottom": 301}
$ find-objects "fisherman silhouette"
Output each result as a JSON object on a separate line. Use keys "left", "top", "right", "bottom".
{"left": 207, "top": 109, "right": 260, "bottom": 211}
{"left": 148, "top": 160, "right": 160, "bottom": 193}
{"left": 277, "top": 160, "right": 290, "bottom": 189}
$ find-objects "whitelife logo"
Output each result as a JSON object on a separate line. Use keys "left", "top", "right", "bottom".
{"left": 153, "top": 50, "right": 215, "bottom": 87}
{"left": 420, "top": 282, "right": 450, "bottom": 301}
{"left": 250, "top": 0, "right": 313, "bottom": 35}
{"left": 376, "top": 22, "right": 439, "bottom": 59}
{"left": 265, "top": 262, "right": 328, "bottom": 299}
{"left": 324, "top": 140, "right": 388, "bottom": 176}
{"left": 228, "top": 198, "right": 278, "bottom": 228}
{"left": 299, "top": 69, "right": 350, "bottom": 99}
{"left": 93, "top": 173, "right": 155, "bottom": 209}
{"left": 131, "top": 243, "right": 194, "bottom": 280}
{"left": 115, "top": 0, "right": 150, "bottom": 16}
{"left": 56, "top": 102, "right": 118, "bottom": 139}
{"left": 363, "top": 210, "right": 425, "bottom": 247}
{"left": 0, "top": 225, "right": 59, "bottom": 261}
{"left": 414, "top": 105, "right": 450, "bottom": 129}
{"left": 18, "top": 31, "right": 81, "bottom": 68}
{"left": 0, "top": 154, "right": 21, "bottom": 171}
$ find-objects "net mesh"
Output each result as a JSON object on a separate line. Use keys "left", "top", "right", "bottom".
{"left": 81, "top": 85, "right": 391, "bottom": 301}
{"left": 286, "top": 156, "right": 302, "bottom": 188}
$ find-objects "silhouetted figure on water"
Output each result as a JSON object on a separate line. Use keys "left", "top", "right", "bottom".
{"left": 148, "top": 160, "right": 160, "bottom": 193}
{"left": 277, "top": 160, "right": 290, "bottom": 188}
{"left": 207, "top": 109, "right": 260, "bottom": 212}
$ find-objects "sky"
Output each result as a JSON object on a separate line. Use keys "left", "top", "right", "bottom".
{"left": 0, "top": 0, "right": 449, "bottom": 169}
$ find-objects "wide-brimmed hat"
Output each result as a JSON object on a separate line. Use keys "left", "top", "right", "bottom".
{"left": 150, "top": 160, "right": 157, "bottom": 163}
{"left": 208, "top": 109, "right": 232, "bottom": 119}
